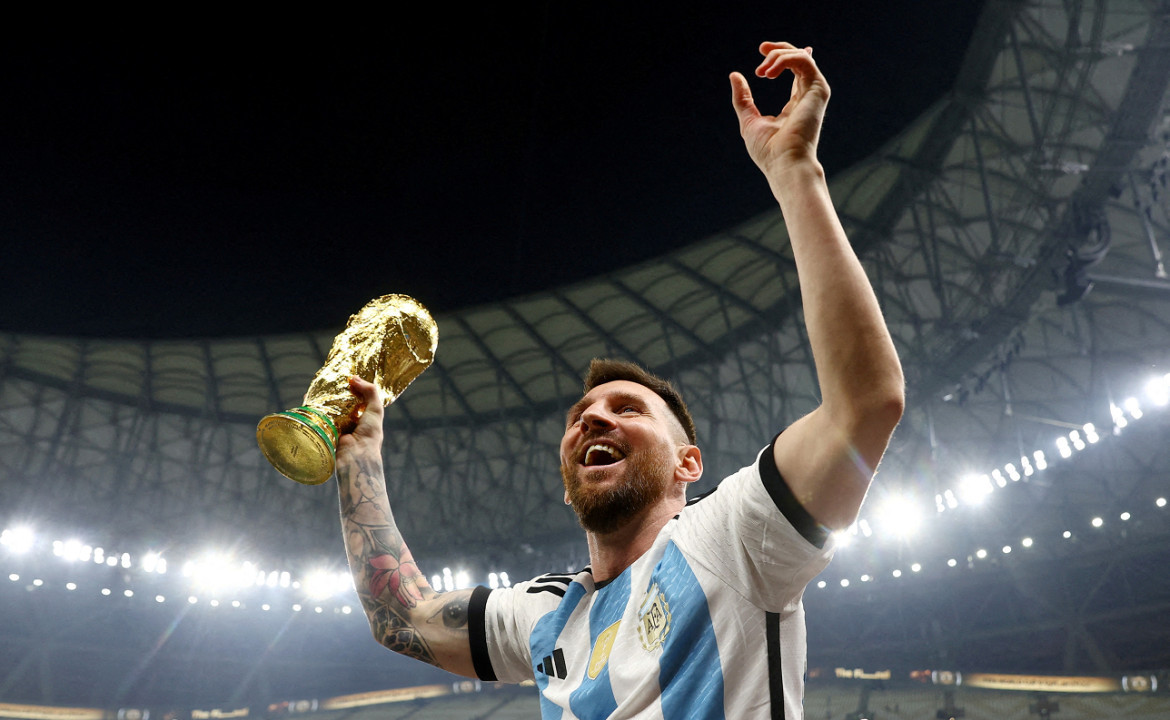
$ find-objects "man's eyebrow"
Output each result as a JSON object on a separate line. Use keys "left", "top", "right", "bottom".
{"left": 565, "top": 392, "right": 650, "bottom": 424}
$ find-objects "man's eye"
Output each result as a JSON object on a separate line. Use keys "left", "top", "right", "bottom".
{"left": 619, "top": 406, "right": 638, "bottom": 414}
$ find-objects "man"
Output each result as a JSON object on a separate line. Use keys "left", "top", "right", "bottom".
{"left": 335, "top": 42, "right": 904, "bottom": 719}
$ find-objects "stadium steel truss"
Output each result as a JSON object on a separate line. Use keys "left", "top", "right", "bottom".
{"left": 2, "top": 0, "right": 1170, "bottom": 710}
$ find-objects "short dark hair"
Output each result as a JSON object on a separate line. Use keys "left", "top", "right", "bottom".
{"left": 582, "top": 359, "right": 696, "bottom": 445}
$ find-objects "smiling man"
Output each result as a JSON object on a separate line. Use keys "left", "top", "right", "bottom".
{"left": 335, "top": 42, "right": 904, "bottom": 719}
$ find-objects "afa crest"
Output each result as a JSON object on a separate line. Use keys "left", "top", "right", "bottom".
{"left": 637, "top": 583, "right": 672, "bottom": 652}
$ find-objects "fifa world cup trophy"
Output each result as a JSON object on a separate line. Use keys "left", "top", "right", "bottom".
{"left": 256, "top": 294, "right": 438, "bottom": 485}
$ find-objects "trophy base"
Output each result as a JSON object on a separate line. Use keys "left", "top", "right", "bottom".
{"left": 256, "top": 407, "right": 339, "bottom": 485}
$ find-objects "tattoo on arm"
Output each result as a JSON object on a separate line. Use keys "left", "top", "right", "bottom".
{"left": 338, "top": 447, "right": 469, "bottom": 669}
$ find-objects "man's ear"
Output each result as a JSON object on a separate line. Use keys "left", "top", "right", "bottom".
{"left": 674, "top": 445, "right": 703, "bottom": 484}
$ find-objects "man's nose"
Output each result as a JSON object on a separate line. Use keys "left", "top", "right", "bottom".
{"left": 580, "top": 404, "right": 616, "bottom": 430}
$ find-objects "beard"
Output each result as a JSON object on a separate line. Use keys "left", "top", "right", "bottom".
{"left": 561, "top": 442, "right": 673, "bottom": 535}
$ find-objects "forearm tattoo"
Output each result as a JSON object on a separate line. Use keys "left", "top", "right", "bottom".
{"left": 337, "top": 451, "right": 469, "bottom": 668}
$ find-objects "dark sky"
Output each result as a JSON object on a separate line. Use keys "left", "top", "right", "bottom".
{"left": 1, "top": 5, "right": 984, "bottom": 338}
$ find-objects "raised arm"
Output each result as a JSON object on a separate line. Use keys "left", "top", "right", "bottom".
{"left": 731, "top": 43, "right": 904, "bottom": 530}
{"left": 336, "top": 376, "right": 476, "bottom": 677}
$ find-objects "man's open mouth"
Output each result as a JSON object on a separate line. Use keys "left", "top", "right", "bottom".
{"left": 582, "top": 443, "right": 626, "bottom": 467}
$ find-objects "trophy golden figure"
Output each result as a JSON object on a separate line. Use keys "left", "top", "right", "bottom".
{"left": 256, "top": 294, "right": 438, "bottom": 485}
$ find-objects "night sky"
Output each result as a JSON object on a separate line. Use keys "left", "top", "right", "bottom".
{"left": 2, "top": 5, "right": 984, "bottom": 338}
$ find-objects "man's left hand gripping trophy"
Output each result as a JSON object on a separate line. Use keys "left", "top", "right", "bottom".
{"left": 256, "top": 294, "right": 438, "bottom": 485}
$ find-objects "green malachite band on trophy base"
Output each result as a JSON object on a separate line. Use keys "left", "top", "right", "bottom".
{"left": 296, "top": 406, "right": 338, "bottom": 441}
{"left": 276, "top": 410, "right": 336, "bottom": 452}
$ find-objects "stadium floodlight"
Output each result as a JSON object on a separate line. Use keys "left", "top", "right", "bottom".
{"left": 1083, "top": 423, "right": 1099, "bottom": 443}
{"left": 1091, "top": 517, "right": 1104, "bottom": 528}
{"left": 975, "top": 549, "right": 988, "bottom": 559}
{"left": 488, "top": 572, "right": 499, "bottom": 589}
{"left": 303, "top": 570, "right": 341, "bottom": 600}
{"left": 1002, "top": 545, "right": 1012, "bottom": 554}
{"left": 499, "top": 572, "right": 511, "bottom": 588}
{"left": 1069, "top": 431, "right": 1085, "bottom": 452}
{"left": 875, "top": 494, "right": 923, "bottom": 539}
{"left": 1022, "top": 537, "right": 1033, "bottom": 548}
{"left": 1111, "top": 403, "right": 1128, "bottom": 429}
{"left": 1021, "top": 456, "right": 1034, "bottom": 476}
{"left": 454, "top": 570, "right": 471, "bottom": 590}
{"left": 1146, "top": 375, "right": 1170, "bottom": 406}
{"left": 155, "top": 595, "right": 165, "bottom": 603}
{"left": 840, "top": 579, "right": 850, "bottom": 587}
{"left": 1157, "top": 497, "right": 1167, "bottom": 508}
{"left": 342, "top": 605, "right": 352, "bottom": 614}
{"left": 1, "top": 526, "right": 35, "bottom": 554}
{"left": 1056, "top": 436, "right": 1072, "bottom": 459}
{"left": 1123, "top": 397, "right": 1143, "bottom": 419}
{"left": 66, "top": 582, "right": 77, "bottom": 590}
{"left": 947, "top": 558, "right": 957, "bottom": 567}
{"left": 1063, "top": 530, "right": 1072, "bottom": 539}
{"left": 892, "top": 569, "right": 902, "bottom": 578}
{"left": 991, "top": 469, "right": 1007, "bottom": 488}
{"left": 944, "top": 489, "right": 959, "bottom": 509}
{"left": 1005, "top": 463, "right": 1021, "bottom": 481}
{"left": 831, "top": 529, "right": 853, "bottom": 549}
{"left": 817, "top": 580, "right": 827, "bottom": 589}
{"left": 910, "top": 563, "right": 922, "bottom": 573}
{"left": 1033, "top": 450, "right": 1047, "bottom": 470}
{"left": 1120, "top": 512, "right": 1131, "bottom": 521}
{"left": 958, "top": 474, "right": 994, "bottom": 505}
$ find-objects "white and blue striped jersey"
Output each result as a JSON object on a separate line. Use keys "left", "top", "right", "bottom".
{"left": 467, "top": 444, "right": 835, "bottom": 719}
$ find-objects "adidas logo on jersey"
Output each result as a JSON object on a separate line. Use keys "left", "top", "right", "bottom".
{"left": 537, "top": 648, "right": 567, "bottom": 679}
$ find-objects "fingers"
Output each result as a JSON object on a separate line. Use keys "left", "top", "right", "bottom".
{"left": 348, "top": 375, "right": 385, "bottom": 424}
{"left": 755, "top": 42, "right": 816, "bottom": 80}
{"left": 729, "top": 71, "right": 760, "bottom": 127}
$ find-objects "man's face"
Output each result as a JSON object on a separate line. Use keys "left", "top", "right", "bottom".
{"left": 560, "top": 380, "right": 684, "bottom": 534}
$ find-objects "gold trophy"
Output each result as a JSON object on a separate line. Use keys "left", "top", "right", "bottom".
{"left": 256, "top": 294, "right": 438, "bottom": 485}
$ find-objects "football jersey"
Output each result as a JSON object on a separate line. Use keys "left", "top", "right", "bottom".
{"left": 467, "top": 443, "right": 834, "bottom": 719}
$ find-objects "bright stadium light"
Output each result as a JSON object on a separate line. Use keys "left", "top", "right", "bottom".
{"left": 303, "top": 570, "right": 341, "bottom": 600}
{"left": 1033, "top": 450, "right": 1047, "bottom": 470}
{"left": 875, "top": 494, "right": 923, "bottom": 539}
{"left": 1083, "top": 423, "right": 1099, "bottom": 444}
{"left": 1146, "top": 375, "right": 1170, "bottom": 406}
{"left": 1, "top": 527, "right": 35, "bottom": 554}
{"left": 1021, "top": 456, "right": 1034, "bottom": 476}
{"left": 1111, "top": 403, "right": 1128, "bottom": 429}
{"left": 1123, "top": 397, "right": 1143, "bottom": 419}
{"left": 1056, "top": 436, "right": 1072, "bottom": 459}
{"left": 958, "top": 474, "right": 994, "bottom": 505}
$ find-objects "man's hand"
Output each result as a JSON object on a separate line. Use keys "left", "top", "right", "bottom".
{"left": 730, "top": 42, "right": 829, "bottom": 176}
{"left": 337, "top": 376, "right": 384, "bottom": 458}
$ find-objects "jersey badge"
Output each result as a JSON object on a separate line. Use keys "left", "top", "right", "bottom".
{"left": 587, "top": 620, "right": 621, "bottom": 679}
{"left": 637, "top": 583, "right": 672, "bottom": 652}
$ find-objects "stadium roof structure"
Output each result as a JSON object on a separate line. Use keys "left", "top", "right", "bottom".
{"left": 2, "top": 0, "right": 1170, "bottom": 711}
